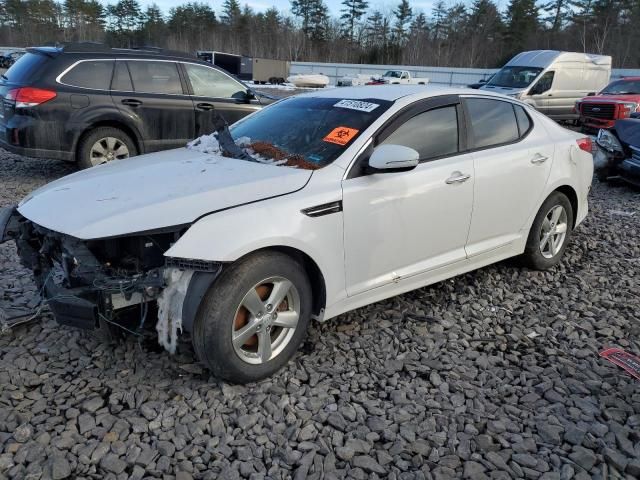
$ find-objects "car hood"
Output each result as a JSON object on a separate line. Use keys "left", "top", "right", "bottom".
{"left": 18, "top": 148, "right": 312, "bottom": 239}
{"left": 614, "top": 119, "right": 640, "bottom": 147}
{"left": 581, "top": 94, "right": 640, "bottom": 103}
{"left": 478, "top": 85, "right": 527, "bottom": 96}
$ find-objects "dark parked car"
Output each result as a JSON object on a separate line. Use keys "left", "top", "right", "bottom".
{"left": 595, "top": 115, "right": 640, "bottom": 187}
{"left": 0, "top": 44, "right": 267, "bottom": 168}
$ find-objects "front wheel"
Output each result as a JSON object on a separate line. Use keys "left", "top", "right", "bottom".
{"left": 192, "top": 251, "right": 312, "bottom": 383}
{"left": 520, "top": 192, "right": 573, "bottom": 270}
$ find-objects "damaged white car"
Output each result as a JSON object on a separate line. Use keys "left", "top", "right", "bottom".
{"left": 0, "top": 86, "right": 594, "bottom": 383}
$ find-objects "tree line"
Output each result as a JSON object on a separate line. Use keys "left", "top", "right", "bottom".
{"left": 0, "top": 0, "right": 639, "bottom": 68}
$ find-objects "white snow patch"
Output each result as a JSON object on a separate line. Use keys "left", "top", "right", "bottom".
{"left": 186, "top": 133, "right": 294, "bottom": 167}
{"left": 157, "top": 268, "right": 194, "bottom": 354}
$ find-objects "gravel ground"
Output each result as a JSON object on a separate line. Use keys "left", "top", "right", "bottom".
{"left": 1, "top": 149, "right": 639, "bottom": 480}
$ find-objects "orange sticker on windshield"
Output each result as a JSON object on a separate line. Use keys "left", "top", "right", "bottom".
{"left": 323, "top": 127, "right": 359, "bottom": 146}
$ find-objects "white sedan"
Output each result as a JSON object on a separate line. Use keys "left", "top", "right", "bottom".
{"left": 0, "top": 85, "right": 594, "bottom": 383}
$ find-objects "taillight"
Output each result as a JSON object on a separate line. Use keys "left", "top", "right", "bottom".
{"left": 576, "top": 137, "right": 593, "bottom": 153}
{"left": 6, "top": 87, "right": 57, "bottom": 108}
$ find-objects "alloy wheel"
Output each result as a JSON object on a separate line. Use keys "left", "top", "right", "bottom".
{"left": 539, "top": 205, "right": 568, "bottom": 259}
{"left": 89, "top": 137, "right": 130, "bottom": 166}
{"left": 232, "top": 277, "right": 301, "bottom": 364}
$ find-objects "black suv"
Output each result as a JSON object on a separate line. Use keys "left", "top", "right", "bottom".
{"left": 0, "top": 44, "right": 266, "bottom": 168}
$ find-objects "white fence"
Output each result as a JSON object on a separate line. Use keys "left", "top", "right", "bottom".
{"left": 290, "top": 61, "right": 640, "bottom": 87}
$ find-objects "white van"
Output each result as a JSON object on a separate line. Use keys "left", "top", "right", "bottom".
{"left": 480, "top": 50, "right": 611, "bottom": 121}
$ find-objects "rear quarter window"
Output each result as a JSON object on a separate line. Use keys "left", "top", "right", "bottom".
{"left": 3, "top": 52, "right": 50, "bottom": 83}
{"left": 60, "top": 61, "right": 114, "bottom": 90}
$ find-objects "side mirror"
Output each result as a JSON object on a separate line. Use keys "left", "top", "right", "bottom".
{"left": 479, "top": 79, "right": 487, "bottom": 84}
{"left": 368, "top": 144, "right": 419, "bottom": 172}
{"left": 245, "top": 89, "right": 256, "bottom": 100}
{"left": 587, "top": 92, "right": 596, "bottom": 96}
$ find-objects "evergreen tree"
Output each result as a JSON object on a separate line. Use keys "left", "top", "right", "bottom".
{"left": 504, "top": 0, "right": 538, "bottom": 54}
{"left": 340, "top": 0, "right": 368, "bottom": 42}
{"left": 392, "top": 0, "right": 412, "bottom": 43}
{"left": 221, "top": 0, "right": 241, "bottom": 26}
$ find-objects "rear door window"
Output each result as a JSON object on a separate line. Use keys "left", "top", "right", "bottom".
{"left": 60, "top": 60, "right": 114, "bottom": 90}
{"left": 465, "top": 98, "right": 519, "bottom": 148}
{"left": 381, "top": 105, "right": 459, "bottom": 160}
{"left": 3, "top": 52, "right": 49, "bottom": 83}
{"left": 127, "top": 61, "right": 183, "bottom": 95}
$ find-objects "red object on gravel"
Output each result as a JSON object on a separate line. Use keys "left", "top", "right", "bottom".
{"left": 599, "top": 348, "right": 640, "bottom": 380}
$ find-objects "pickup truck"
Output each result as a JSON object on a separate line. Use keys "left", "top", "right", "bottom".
{"left": 380, "top": 70, "right": 429, "bottom": 85}
{"left": 576, "top": 77, "right": 640, "bottom": 132}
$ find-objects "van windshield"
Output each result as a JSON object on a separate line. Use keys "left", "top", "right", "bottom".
{"left": 486, "top": 66, "right": 544, "bottom": 89}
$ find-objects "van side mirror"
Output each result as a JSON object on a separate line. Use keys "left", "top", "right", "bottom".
{"left": 368, "top": 144, "right": 419, "bottom": 173}
{"left": 479, "top": 79, "right": 487, "bottom": 84}
{"left": 587, "top": 92, "right": 596, "bottom": 96}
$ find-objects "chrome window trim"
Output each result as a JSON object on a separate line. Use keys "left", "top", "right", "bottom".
{"left": 55, "top": 58, "right": 247, "bottom": 99}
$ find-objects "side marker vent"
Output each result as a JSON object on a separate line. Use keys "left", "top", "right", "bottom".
{"left": 301, "top": 201, "right": 343, "bottom": 217}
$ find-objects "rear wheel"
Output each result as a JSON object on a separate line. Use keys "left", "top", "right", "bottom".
{"left": 521, "top": 192, "right": 573, "bottom": 270}
{"left": 192, "top": 251, "right": 312, "bottom": 383}
{"left": 77, "top": 127, "right": 137, "bottom": 169}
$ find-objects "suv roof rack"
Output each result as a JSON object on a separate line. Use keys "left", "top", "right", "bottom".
{"left": 48, "top": 42, "right": 196, "bottom": 59}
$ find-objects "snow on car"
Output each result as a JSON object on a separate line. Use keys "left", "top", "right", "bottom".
{"left": 0, "top": 85, "right": 594, "bottom": 383}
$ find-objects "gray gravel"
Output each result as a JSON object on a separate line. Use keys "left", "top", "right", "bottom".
{"left": 1, "top": 149, "right": 640, "bottom": 479}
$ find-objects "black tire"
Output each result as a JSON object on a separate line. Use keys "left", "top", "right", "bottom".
{"left": 521, "top": 192, "right": 574, "bottom": 270}
{"left": 192, "top": 251, "right": 312, "bottom": 383}
{"left": 77, "top": 127, "right": 137, "bottom": 170}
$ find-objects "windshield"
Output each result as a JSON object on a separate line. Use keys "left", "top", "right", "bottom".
{"left": 383, "top": 71, "right": 401, "bottom": 78}
{"left": 487, "top": 66, "right": 544, "bottom": 88}
{"left": 214, "top": 97, "right": 392, "bottom": 169}
{"left": 601, "top": 79, "right": 640, "bottom": 95}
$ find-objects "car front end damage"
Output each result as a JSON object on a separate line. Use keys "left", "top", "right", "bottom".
{"left": 0, "top": 207, "right": 221, "bottom": 352}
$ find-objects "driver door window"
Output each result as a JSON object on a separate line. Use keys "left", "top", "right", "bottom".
{"left": 530, "top": 71, "right": 554, "bottom": 95}
{"left": 184, "top": 63, "right": 246, "bottom": 99}
{"left": 381, "top": 105, "right": 459, "bottom": 160}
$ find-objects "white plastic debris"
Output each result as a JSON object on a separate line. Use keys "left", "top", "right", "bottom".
{"left": 156, "top": 268, "right": 194, "bottom": 354}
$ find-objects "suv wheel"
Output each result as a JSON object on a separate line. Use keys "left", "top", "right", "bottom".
{"left": 192, "top": 251, "right": 312, "bottom": 383}
{"left": 78, "top": 127, "right": 137, "bottom": 169}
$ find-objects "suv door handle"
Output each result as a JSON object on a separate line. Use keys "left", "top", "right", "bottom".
{"left": 445, "top": 172, "right": 471, "bottom": 184}
{"left": 121, "top": 99, "right": 142, "bottom": 107}
{"left": 196, "top": 102, "right": 216, "bottom": 111}
{"left": 531, "top": 153, "right": 549, "bottom": 164}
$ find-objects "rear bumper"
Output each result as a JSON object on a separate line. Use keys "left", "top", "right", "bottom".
{"left": 0, "top": 137, "right": 74, "bottom": 161}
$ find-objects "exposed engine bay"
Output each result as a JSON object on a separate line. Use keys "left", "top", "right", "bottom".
{"left": 0, "top": 208, "right": 219, "bottom": 352}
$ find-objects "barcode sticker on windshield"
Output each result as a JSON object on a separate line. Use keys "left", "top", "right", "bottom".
{"left": 334, "top": 100, "right": 380, "bottom": 113}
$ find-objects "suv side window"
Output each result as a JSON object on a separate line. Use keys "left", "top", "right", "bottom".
{"left": 184, "top": 63, "right": 246, "bottom": 99}
{"left": 127, "top": 61, "right": 183, "bottom": 95}
{"left": 465, "top": 98, "right": 519, "bottom": 148}
{"left": 60, "top": 60, "right": 114, "bottom": 90}
{"left": 381, "top": 105, "right": 459, "bottom": 160}
{"left": 111, "top": 61, "right": 133, "bottom": 91}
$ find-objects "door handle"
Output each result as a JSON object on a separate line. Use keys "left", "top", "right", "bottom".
{"left": 531, "top": 153, "right": 549, "bottom": 164}
{"left": 445, "top": 172, "right": 471, "bottom": 184}
{"left": 196, "top": 102, "right": 216, "bottom": 111}
{"left": 121, "top": 99, "right": 142, "bottom": 107}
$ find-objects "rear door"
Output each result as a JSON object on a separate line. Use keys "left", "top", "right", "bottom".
{"left": 110, "top": 60, "right": 195, "bottom": 153}
{"left": 181, "top": 62, "right": 261, "bottom": 134}
{"left": 462, "top": 97, "right": 553, "bottom": 256}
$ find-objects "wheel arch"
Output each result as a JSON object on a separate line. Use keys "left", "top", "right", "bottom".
{"left": 74, "top": 120, "right": 143, "bottom": 160}
{"left": 553, "top": 184, "right": 578, "bottom": 228}
{"left": 181, "top": 245, "right": 328, "bottom": 333}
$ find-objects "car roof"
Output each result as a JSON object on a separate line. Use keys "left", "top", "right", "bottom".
{"left": 28, "top": 44, "right": 198, "bottom": 62}
{"left": 300, "top": 84, "right": 510, "bottom": 102}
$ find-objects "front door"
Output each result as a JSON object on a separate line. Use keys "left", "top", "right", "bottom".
{"left": 342, "top": 101, "right": 475, "bottom": 296}
{"left": 111, "top": 60, "right": 195, "bottom": 153}
{"left": 526, "top": 70, "right": 555, "bottom": 116}
{"left": 181, "top": 62, "right": 262, "bottom": 134}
